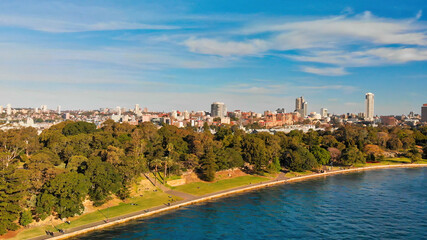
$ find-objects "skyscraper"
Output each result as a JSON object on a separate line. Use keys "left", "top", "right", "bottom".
{"left": 57, "top": 105, "right": 61, "bottom": 114}
{"left": 365, "top": 93, "right": 374, "bottom": 121}
{"left": 6, "top": 104, "right": 11, "bottom": 115}
{"left": 295, "top": 96, "right": 308, "bottom": 117}
{"left": 211, "top": 102, "right": 227, "bottom": 118}
{"left": 320, "top": 108, "right": 328, "bottom": 118}
{"left": 422, "top": 104, "right": 427, "bottom": 122}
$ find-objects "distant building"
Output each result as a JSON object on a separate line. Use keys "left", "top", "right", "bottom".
{"left": 6, "top": 104, "right": 11, "bottom": 115}
{"left": 276, "top": 108, "right": 286, "bottom": 114}
{"left": 380, "top": 116, "right": 398, "bottom": 126}
{"left": 183, "top": 110, "right": 190, "bottom": 120}
{"left": 422, "top": 104, "right": 427, "bottom": 122}
{"left": 41, "top": 105, "right": 48, "bottom": 113}
{"left": 365, "top": 93, "right": 374, "bottom": 121}
{"left": 0, "top": 105, "right": 3, "bottom": 114}
{"left": 135, "top": 104, "right": 141, "bottom": 115}
{"left": 295, "top": 96, "right": 308, "bottom": 117}
{"left": 320, "top": 108, "right": 328, "bottom": 118}
{"left": 57, "top": 105, "right": 61, "bottom": 114}
{"left": 211, "top": 102, "right": 227, "bottom": 118}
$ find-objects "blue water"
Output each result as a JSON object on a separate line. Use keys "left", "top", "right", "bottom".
{"left": 74, "top": 168, "right": 427, "bottom": 240}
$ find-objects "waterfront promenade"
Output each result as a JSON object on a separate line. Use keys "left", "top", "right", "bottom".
{"left": 27, "top": 163, "right": 427, "bottom": 240}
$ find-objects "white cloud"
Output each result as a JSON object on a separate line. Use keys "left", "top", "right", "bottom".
{"left": 183, "top": 11, "right": 427, "bottom": 75}
{"left": 243, "top": 11, "right": 427, "bottom": 46}
{"left": 0, "top": 15, "right": 179, "bottom": 33}
{"left": 365, "top": 47, "right": 427, "bottom": 63}
{"left": 184, "top": 38, "right": 267, "bottom": 56}
{"left": 301, "top": 66, "right": 349, "bottom": 76}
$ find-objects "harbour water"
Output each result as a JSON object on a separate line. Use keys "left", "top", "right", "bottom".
{"left": 73, "top": 168, "right": 427, "bottom": 239}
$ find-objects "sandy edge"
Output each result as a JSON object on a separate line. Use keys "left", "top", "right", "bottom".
{"left": 38, "top": 164, "right": 427, "bottom": 240}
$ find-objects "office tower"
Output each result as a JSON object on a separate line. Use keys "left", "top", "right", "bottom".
{"left": 321, "top": 108, "right": 328, "bottom": 118}
{"left": 295, "top": 97, "right": 303, "bottom": 112}
{"left": 365, "top": 93, "right": 374, "bottom": 121}
{"left": 171, "top": 110, "right": 178, "bottom": 119}
{"left": 183, "top": 110, "right": 190, "bottom": 120}
{"left": 211, "top": 102, "right": 227, "bottom": 118}
{"left": 134, "top": 104, "right": 141, "bottom": 113}
{"left": 422, "top": 104, "right": 427, "bottom": 122}
{"left": 116, "top": 106, "right": 121, "bottom": 115}
{"left": 0, "top": 105, "right": 3, "bottom": 114}
{"left": 41, "top": 105, "right": 48, "bottom": 112}
{"left": 6, "top": 104, "right": 11, "bottom": 115}
{"left": 57, "top": 105, "right": 61, "bottom": 114}
{"left": 295, "top": 96, "right": 308, "bottom": 117}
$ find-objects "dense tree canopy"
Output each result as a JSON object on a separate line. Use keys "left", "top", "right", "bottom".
{"left": 0, "top": 121, "right": 426, "bottom": 235}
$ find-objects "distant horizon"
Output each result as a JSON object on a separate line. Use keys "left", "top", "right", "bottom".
{"left": 2, "top": 99, "right": 426, "bottom": 116}
{"left": 0, "top": 0, "right": 426, "bottom": 115}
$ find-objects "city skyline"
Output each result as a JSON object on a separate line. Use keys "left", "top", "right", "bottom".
{"left": 0, "top": 1, "right": 426, "bottom": 114}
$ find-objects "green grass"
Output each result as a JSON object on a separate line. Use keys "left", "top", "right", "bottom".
{"left": 172, "top": 175, "right": 268, "bottom": 196}
{"left": 284, "top": 170, "right": 313, "bottom": 178}
{"left": 10, "top": 191, "right": 182, "bottom": 240}
{"left": 351, "top": 157, "right": 427, "bottom": 167}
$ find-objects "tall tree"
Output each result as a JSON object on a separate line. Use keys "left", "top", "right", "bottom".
{"left": 0, "top": 167, "right": 25, "bottom": 235}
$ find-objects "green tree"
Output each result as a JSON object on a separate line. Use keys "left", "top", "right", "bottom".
{"left": 66, "top": 155, "right": 88, "bottom": 172}
{"left": 0, "top": 167, "right": 25, "bottom": 235}
{"left": 84, "top": 159, "right": 122, "bottom": 206}
{"left": 215, "top": 148, "right": 244, "bottom": 170}
{"left": 19, "top": 210, "right": 33, "bottom": 227}
{"left": 284, "top": 146, "right": 318, "bottom": 172}
{"left": 310, "top": 146, "right": 331, "bottom": 165}
{"left": 36, "top": 172, "right": 90, "bottom": 218}
{"left": 150, "top": 158, "right": 163, "bottom": 185}
{"left": 340, "top": 147, "right": 365, "bottom": 166}
{"left": 199, "top": 147, "right": 217, "bottom": 181}
{"left": 62, "top": 121, "right": 96, "bottom": 136}
{"left": 407, "top": 147, "right": 422, "bottom": 163}
{"left": 241, "top": 135, "right": 269, "bottom": 173}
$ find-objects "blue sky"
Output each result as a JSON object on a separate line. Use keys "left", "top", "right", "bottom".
{"left": 0, "top": 0, "right": 426, "bottom": 115}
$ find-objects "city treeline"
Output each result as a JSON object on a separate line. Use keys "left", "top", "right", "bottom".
{"left": 0, "top": 120, "right": 427, "bottom": 234}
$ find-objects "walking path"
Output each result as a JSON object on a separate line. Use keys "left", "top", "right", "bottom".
{"left": 29, "top": 163, "right": 427, "bottom": 240}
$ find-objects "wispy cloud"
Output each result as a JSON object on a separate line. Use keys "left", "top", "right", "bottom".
{"left": 301, "top": 66, "right": 348, "bottom": 76}
{"left": 0, "top": 15, "right": 179, "bottom": 33}
{"left": 184, "top": 11, "right": 427, "bottom": 75}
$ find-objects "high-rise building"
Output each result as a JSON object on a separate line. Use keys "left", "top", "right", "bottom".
{"left": 171, "top": 110, "right": 178, "bottom": 119}
{"left": 6, "top": 104, "right": 11, "bottom": 115}
{"left": 41, "top": 105, "right": 48, "bottom": 113}
{"left": 57, "top": 105, "right": 61, "bottom": 114}
{"left": 320, "top": 108, "right": 328, "bottom": 118}
{"left": 365, "top": 93, "right": 374, "bottom": 121}
{"left": 211, "top": 102, "right": 227, "bottom": 118}
{"left": 422, "top": 104, "right": 427, "bottom": 122}
{"left": 295, "top": 96, "right": 308, "bottom": 117}
{"left": 0, "top": 105, "right": 3, "bottom": 114}
{"left": 135, "top": 104, "right": 140, "bottom": 113}
{"left": 183, "top": 110, "right": 190, "bottom": 120}
{"left": 116, "top": 106, "right": 122, "bottom": 115}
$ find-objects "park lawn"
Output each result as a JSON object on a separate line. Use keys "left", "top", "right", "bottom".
{"left": 285, "top": 170, "right": 313, "bottom": 178}
{"left": 10, "top": 191, "right": 181, "bottom": 240}
{"left": 352, "top": 157, "right": 427, "bottom": 167}
{"left": 173, "top": 175, "right": 268, "bottom": 196}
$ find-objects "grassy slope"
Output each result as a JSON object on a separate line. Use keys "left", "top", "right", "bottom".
{"left": 10, "top": 191, "right": 181, "bottom": 240}
{"left": 354, "top": 157, "right": 427, "bottom": 167}
{"left": 172, "top": 175, "right": 268, "bottom": 196}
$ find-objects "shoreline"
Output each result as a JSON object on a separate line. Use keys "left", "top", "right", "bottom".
{"left": 31, "top": 163, "right": 427, "bottom": 240}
